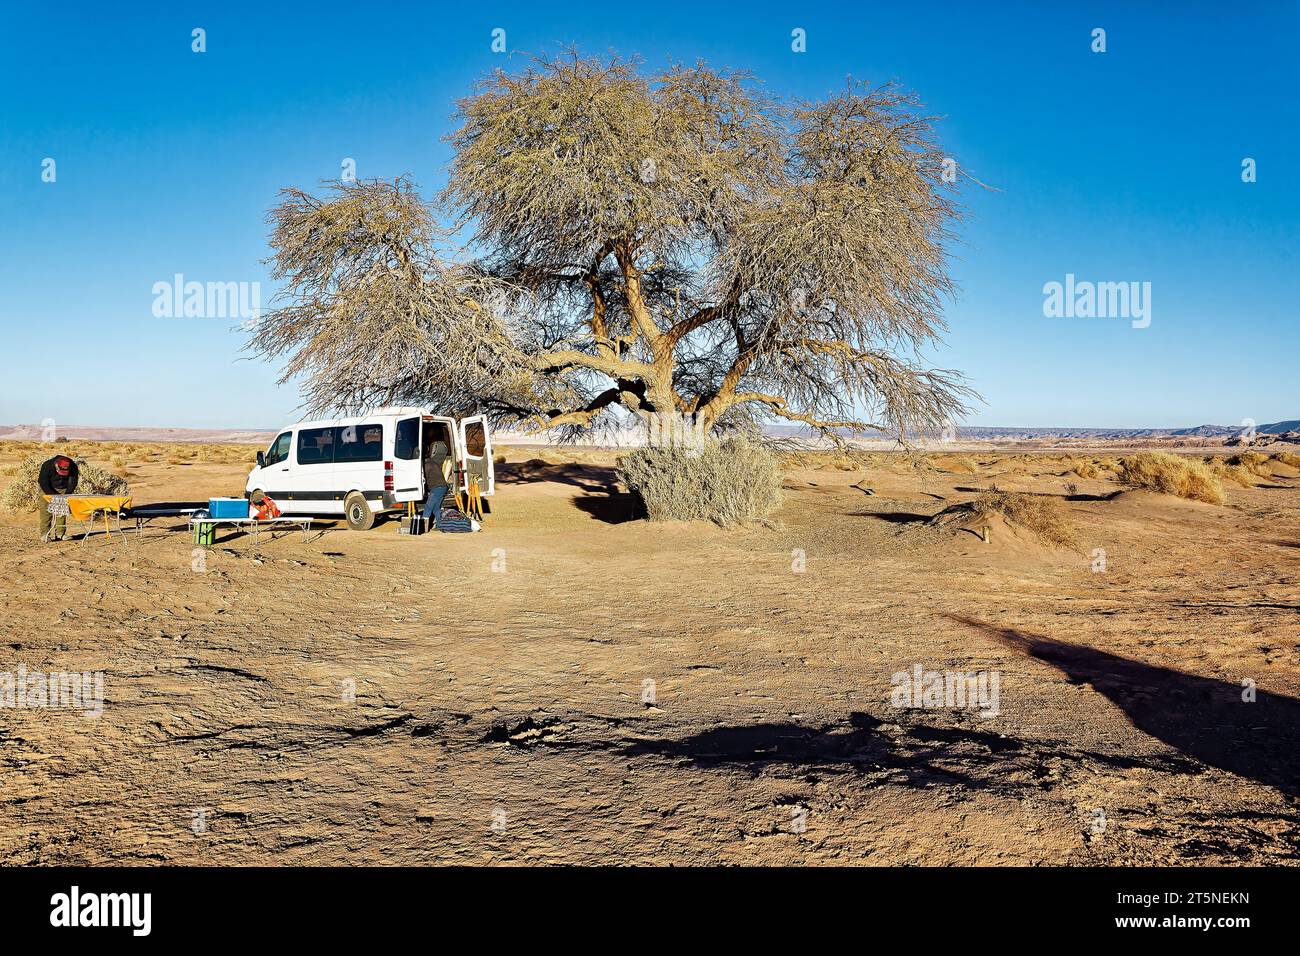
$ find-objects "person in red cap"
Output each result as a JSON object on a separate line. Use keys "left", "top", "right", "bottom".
{"left": 37, "top": 454, "right": 80, "bottom": 541}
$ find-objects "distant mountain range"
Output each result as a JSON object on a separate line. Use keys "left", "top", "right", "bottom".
{"left": 1, "top": 419, "right": 1297, "bottom": 445}
{"left": 764, "top": 420, "right": 1300, "bottom": 441}
{"left": 930, "top": 420, "right": 1300, "bottom": 440}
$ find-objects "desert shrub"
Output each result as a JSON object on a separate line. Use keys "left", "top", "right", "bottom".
{"left": 1273, "top": 452, "right": 1300, "bottom": 469}
{"left": 972, "top": 485, "right": 1075, "bottom": 546}
{"left": 619, "top": 436, "right": 784, "bottom": 525}
{"left": 1230, "top": 451, "right": 1270, "bottom": 476}
{"left": 1, "top": 454, "right": 130, "bottom": 513}
{"left": 1116, "top": 452, "right": 1224, "bottom": 504}
{"left": 1210, "top": 459, "right": 1258, "bottom": 488}
{"left": 1070, "top": 458, "right": 1100, "bottom": 479}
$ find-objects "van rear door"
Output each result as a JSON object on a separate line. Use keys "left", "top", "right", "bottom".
{"left": 457, "top": 415, "right": 495, "bottom": 496}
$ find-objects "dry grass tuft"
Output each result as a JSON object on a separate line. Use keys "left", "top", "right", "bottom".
{"left": 1273, "top": 451, "right": 1300, "bottom": 469}
{"left": 971, "top": 485, "right": 1076, "bottom": 546}
{"left": 619, "top": 436, "right": 784, "bottom": 526}
{"left": 1210, "top": 459, "right": 1259, "bottom": 488}
{"left": 1116, "top": 453, "right": 1224, "bottom": 504}
{"left": 1070, "top": 458, "right": 1100, "bottom": 479}
{"left": 1229, "top": 451, "right": 1271, "bottom": 476}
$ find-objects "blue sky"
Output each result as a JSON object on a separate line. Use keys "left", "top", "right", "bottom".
{"left": 1, "top": 1, "right": 1296, "bottom": 430}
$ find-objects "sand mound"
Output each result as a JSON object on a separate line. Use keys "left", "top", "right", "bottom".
{"left": 927, "top": 506, "right": 1068, "bottom": 560}
{"left": 1104, "top": 488, "right": 1225, "bottom": 514}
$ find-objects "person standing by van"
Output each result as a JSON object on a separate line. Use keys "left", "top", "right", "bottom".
{"left": 37, "top": 454, "right": 79, "bottom": 541}
{"left": 422, "top": 440, "right": 453, "bottom": 528}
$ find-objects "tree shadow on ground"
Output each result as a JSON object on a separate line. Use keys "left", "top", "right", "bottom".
{"left": 853, "top": 511, "right": 934, "bottom": 523}
{"left": 497, "top": 460, "right": 619, "bottom": 492}
{"left": 619, "top": 711, "right": 1196, "bottom": 793}
{"left": 497, "top": 460, "right": 640, "bottom": 524}
{"left": 952, "top": 485, "right": 1121, "bottom": 502}
{"left": 945, "top": 613, "right": 1300, "bottom": 797}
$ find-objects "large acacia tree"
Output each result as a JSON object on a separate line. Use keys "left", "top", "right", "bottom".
{"left": 254, "top": 53, "right": 973, "bottom": 441}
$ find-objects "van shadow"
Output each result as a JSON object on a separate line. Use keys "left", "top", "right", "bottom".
{"left": 945, "top": 614, "right": 1300, "bottom": 797}
{"left": 498, "top": 460, "right": 640, "bottom": 524}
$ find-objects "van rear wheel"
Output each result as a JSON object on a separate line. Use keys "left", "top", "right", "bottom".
{"left": 344, "top": 492, "right": 375, "bottom": 531}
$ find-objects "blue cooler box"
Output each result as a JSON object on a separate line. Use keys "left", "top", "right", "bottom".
{"left": 209, "top": 497, "right": 250, "bottom": 519}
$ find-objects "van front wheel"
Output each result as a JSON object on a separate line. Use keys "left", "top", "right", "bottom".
{"left": 344, "top": 493, "right": 375, "bottom": 531}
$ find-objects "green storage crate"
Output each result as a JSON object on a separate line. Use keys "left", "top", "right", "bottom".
{"left": 192, "top": 522, "right": 215, "bottom": 546}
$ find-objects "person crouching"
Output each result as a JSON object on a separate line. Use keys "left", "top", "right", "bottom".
{"left": 38, "top": 454, "right": 79, "bottom": 542}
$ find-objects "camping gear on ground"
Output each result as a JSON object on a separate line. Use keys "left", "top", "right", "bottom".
{"left": 435, "top": 505, "right": 473, "bottom": 533}
{"left": 209, "top": 497, "right": 251, "bottom": 519}
{"left": 399, "top": 514, "right": 427, "bottom": 535}
{"left": 398, "top": 500, "right": 427, "bottom": 535}
{"left": 41, "top": 494, "right": 133, "bottom": 543}
{"left": 250, "top": 493, "right": 281, "bottom": 520}
{"left": 461, "top": 474, "right": 485, "bottom": 522}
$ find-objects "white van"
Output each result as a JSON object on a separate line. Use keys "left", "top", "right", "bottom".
{"left": 244, "top": 408, "right": 495, "bottom": 530}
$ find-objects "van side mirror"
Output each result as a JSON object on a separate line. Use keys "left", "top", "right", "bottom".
{"left": 256, "top": 451, "right": 265, "bottom": 467}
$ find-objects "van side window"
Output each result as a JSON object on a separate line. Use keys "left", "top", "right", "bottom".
{"left": 297, "top": 426, "right": 336, "bottom": 465}
{"left": 464, "top": 421, "right": 487, "bottom": 457}
{"left": 265, "top": 432, "right": 291, "bottom": 466}
{"left": 394, "top": 418, "right": 420, "bottom": 460}
{"left": 335, "top": 423, "right": 383, "bottom": 463}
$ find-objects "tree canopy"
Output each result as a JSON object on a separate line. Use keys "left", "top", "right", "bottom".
{"left": 253, "top": 52, "right": 975, "bottom": 441}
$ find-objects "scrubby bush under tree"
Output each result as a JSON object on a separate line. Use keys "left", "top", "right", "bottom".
{"left": 1, "top": 454, "right": 130, "bottom": 513}
{"left": 619, "top": 437, "right": 784, "bottom": 525}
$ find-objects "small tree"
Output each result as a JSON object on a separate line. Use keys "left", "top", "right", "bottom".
{"left": 253, "top": 52, "right": 974, "bottom": 442}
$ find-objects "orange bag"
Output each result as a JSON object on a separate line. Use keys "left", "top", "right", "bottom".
{"left": 252, "top": 495, "right": 281, "bottom": 520}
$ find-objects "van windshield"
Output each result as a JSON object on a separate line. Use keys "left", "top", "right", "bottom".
{"left": 265, "top": 432, "right": 291, "bottom": 466}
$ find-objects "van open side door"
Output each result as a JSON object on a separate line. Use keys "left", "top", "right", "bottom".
{"left": 457, "top": 415, "right": 495, "bottom": 496}
{"left": 421, "top": 414, "right": 459, "bottom": 494}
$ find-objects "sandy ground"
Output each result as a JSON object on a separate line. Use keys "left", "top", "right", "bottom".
{"left": 1, "top": 446, "right": 1297, "bottom": 865}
